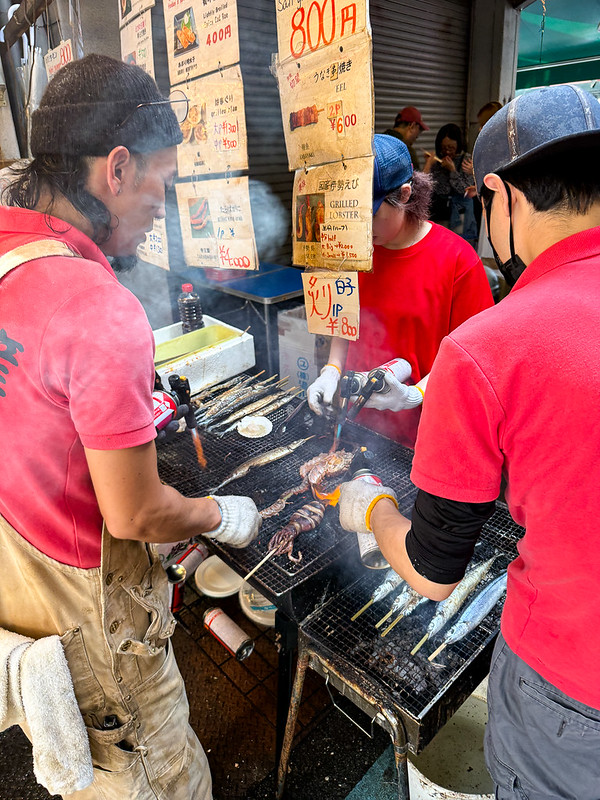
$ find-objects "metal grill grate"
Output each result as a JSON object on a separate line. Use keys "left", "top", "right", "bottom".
{"left": 300, "top": 505, "right": 521, "bottom": 722}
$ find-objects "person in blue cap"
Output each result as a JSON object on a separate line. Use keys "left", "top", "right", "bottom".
{"left": 307, "top": 133, "right": 493, "bottom": 448}
{"left": 337, "top": 84, "right": 600, "bottom": 799}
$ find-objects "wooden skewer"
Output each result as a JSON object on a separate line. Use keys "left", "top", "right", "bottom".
{"left": 411, "top": 632, "right": 429, "bottom": 656}
{"left": 428, "top": 641, "right": 448, "bottom": 662}
{"left": 241, "top": 549, "right": 277, "bottom": 583}
{"left": 375, "top": 607, "right": 395, "bottom": 629}
{"left": 350, "top": 598, "right": 373, "bottom": 622}
{"left": 380, "top": 612, "right": 405, "bottom": 638}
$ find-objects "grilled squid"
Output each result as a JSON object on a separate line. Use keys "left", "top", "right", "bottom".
{"left": 267, "top": 500, "right": 326, "bottom": 563}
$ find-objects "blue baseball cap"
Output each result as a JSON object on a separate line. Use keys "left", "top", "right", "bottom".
{"left": 473, "top": 84, "right": 600, "bottom": 193}
{"left": 373, "top": 134, "right": 414, "bottom": 215}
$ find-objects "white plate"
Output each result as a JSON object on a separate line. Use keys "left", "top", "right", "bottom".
{"left": 194, "top": 555, "right": 244, "bottom": 598}
{"left": 238, "top": 581, "right": 277, "bottom": 627}
{"left": 236, "top": 415, "right": 273, "bottom": 438}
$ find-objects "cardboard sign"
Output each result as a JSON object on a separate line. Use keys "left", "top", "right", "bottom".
{"left": 176, "top": 176, "right": 258, "bottom": 270}
{"left": 44, "top": 40, "right": 74, "bottom": 81}
{"left": 292, "top": 155, "right": 373, "bottom": 270}
{"left": 163, "top": 0, "right": 240, "bottom": 86}
{"left": 176, "top": 66, "right": 247, "bottom": 177}
{"left": 276, "top": 33, "right": 372, "bottom": 170}
{"left": 275, "top": 0, "right": 368, "bottom": 65}
{"left": 302, "top": 270, "right": 359, "bottom": 340}
{"left": 137, "top": 218, "right": 170, "bottom": 270}
{"left": 120, "top": 10, "right": 155, "bottom": 75}
{"left": 119, "top": 0, "right": 155, "bottom": 29}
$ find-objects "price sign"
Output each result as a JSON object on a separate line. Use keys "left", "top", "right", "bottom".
{"left": 275, "top": 32, "right": 373, "bottom": 169}
{"left": 176, "top": 176, "right": 258, "bottom": 270}
{"left": 44, "top": 40, "right": 73, "bottom": 81}
{"left": 293, "top": 155, "right": 373, "bottom": 271}
{"left": 163, "top": 0, "right": 240, "bottom": 86}
{"left": 120, "top": 10, "right": 155, "bottom": 75}
{"left": 275, "top": 0, "right": 369, "bottom": 65}
{"left": 137, "top": 218, "right": 170, "bottom": 270}
{"left": 301, "top": 270, "right": 359, "bottom": 340}
{"left": 119, "top": 0, "right": 155, "bottom": 29}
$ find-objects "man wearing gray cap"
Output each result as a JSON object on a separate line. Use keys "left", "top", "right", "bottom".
{"left": 0, "top": 54, "right": 260, "bottom": 798}
{"left": 337, "top": 84, "right": 600, "bottom": 798}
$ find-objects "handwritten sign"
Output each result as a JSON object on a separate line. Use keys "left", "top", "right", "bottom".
{"left": 176, "top": 66, "right": 247, "bottom": 177}
{"left": 275, "top": 0, "right": 368, "bottom": 65}
{"left": 293, "top": 155, "right": 373, "bottom": 270}
{"left": 276, "top": 32, "right": 372, "bottom": 170}
{"left": 137, "top": 218, "right": 170, "bottom": 270}
{"left": 176, "top": 176, "right": 258, "bottom": 270}
{"left": 120, "top": 10, "right": 155, "bottom": 75}
{"left": 163, "top": 0, "right": 239, "bottom": 86}
{"left": 119, "top": 0, "right": 155, "bottom": 29}
{"left": 302, "top": 270, "right": 359, "bottom": 340}
{"left": 44, "top": 40, "right": 73, "bottom": 81}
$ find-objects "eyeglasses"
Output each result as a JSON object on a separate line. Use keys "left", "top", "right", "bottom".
{"left": 117, "top": 89, "right": 189, "bottom": 130}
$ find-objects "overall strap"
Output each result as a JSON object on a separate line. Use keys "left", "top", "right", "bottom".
{"left": 0, "top": 239, "right": 80, "bottom": 280}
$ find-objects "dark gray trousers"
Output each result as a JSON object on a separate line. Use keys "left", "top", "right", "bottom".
{"left": 485, "top": 633, "right": 600, "bottom": 800}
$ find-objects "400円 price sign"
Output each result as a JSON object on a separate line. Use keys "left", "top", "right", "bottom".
{"left": 301, "top": 270, "right": 359, "bottom": 341}
{"left": 176, "top": 176, "right": 258, "bottom": 270}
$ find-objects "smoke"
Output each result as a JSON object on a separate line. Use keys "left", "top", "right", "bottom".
{"left": 249, "top": 179, "right": 290, "bottom": 263}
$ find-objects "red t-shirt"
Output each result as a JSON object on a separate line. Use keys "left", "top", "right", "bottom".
{"left": 412, "top": 227, "right": 600, "bottom": 709}
{"left": 347, "top": 223, "right": 493, "bottom": 446}
{"left": 0, "top": 207, "right": 157, "bottom": 568}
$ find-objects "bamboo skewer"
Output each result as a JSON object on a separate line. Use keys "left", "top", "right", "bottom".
{"left": 350, "top": 598, "right": 373, "bottom": 622}
{"left": 411, "top": 632, "right": 429, "bottom": 656}
{"left": 380, "top": 612, "right": 405, "bottom": 638}
{"left": 241, "top": 548, "right": 278, "bottom": 583}
{"left": 428, "top": 641, "right": 447, "bottom": 662}
{"left": 375, "top": 607, "right": 395, "bottom": 629}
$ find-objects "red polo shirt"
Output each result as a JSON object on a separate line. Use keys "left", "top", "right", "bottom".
{"left": 412, "top": 227, "right": 600, "bottom": 709}
{"left": 0, "top": 207, "right": 156, "bottom": 568}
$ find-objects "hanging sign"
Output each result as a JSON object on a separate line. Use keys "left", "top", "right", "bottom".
{"left": 137, "top": 218, "right": 170, "bottom": 270}
{"left": 176, "top": 66, "right": 247, "bottom": 177}
{"left": 44, "top": 40, "right": 74, "bottom": 81}
{"left": 120, "top": 10, "right": 155, "bottom": 75}
{"left": 275, "top": 33, "right": 372, "bottom": 170}
{"left": 119, "top": 0, "right": 155, "bottom": 29}
{"left": 293, "top": 155, "right": 373, "bottom": 270}
{"left": 302, "top": 270, "right": 359, "bottom": 340}
{"left": 163, "top": 0, "right": 240, "bottom": 86}
{"left": 275, "top": 0, "right": 368, "bottom": 65}
{"left": 176, "top": 176, "right": 258, "bottom": 270}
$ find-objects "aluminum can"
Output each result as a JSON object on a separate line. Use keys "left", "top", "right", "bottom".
{"left": 203, "top": 607, "right": 255, "bottom": 661}
{"left": 352, "top": 469, "right": 390, "bottom": 570}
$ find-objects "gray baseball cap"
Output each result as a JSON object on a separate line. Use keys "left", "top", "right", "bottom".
{"left": 473, "top": 84, "right": 600, "bottom": 193}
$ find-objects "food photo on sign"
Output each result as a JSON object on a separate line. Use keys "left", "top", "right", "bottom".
{"left": 174, "top": 8, "right": 198, "bottom": 54}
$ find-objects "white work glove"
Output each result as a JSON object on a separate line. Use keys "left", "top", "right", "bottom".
{"left": 363, "top": 358, "right": 423, "bottom": 412}
{"left": 338, "top": 481, "right": 398, "bottom": 535}
{"left": 204, "top": 496, "right": 261, "bottom": 548}
{"left": 307, "top": 364, "right": 341, "bottom": 416}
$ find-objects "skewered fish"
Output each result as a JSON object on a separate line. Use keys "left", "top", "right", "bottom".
{"left": 192, "top": 375, "right": 246, "bottom": 407}
{"left": 411, "top": 556, "right": 497, "bottom": 655}
{"left": 428, "top": 572, "right": 508, "bottom": 662}
{"left": 351, "top": 570, "right": 406, "bottom": 621}
{"left": 375, "top": 582, "right": 423, "bottom": 629}
{"left": 207, "top": 436, "right": 314, "bottom": 494}
{"left": 267, "top": 499, "right": 326, "bottom": 563}
{"left": 381, "top": 593, "right": 429, "bottom": 637}
{"left": 211, "top": 389, "right": 300, "bottom": 434}
{"left": 197, "top": 375, "right": 280, "bottom": 424}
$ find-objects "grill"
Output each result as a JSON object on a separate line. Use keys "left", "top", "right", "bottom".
{"left": 157, "top": 407, "right": 418, "bottom": 620}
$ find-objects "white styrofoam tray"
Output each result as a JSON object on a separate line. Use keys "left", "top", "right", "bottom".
{"left": 153, "top": 315, "right": 255, "bottom": 394}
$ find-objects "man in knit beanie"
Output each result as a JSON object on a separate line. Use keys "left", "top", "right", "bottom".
{"left": 0, "top": 55, "right": 260, "bottom": 800}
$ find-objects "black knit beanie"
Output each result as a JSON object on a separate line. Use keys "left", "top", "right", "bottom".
{"left": 30, "top": 54, "right": 183, "bottom": 157}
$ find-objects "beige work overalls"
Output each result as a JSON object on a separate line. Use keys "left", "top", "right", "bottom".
{"left": 0, "top": 241, "right": 212, "bottom": 800}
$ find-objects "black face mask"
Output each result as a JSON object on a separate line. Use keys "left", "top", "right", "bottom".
{"left": 484, "top": 181, "right": 527, "bottom": 288}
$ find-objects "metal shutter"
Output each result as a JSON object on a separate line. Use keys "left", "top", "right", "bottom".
{"left": 370, "top": 0, "right": 472, "bottom": 157}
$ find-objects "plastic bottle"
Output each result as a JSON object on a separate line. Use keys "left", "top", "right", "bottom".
{"left": 177, "top": 283, "right": 204, "bottom": 333}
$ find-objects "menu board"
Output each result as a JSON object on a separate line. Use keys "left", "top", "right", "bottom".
{"left": 120, "top": 9, "right": 154, "bottom": 74}
{"left": 44, "top": 40, "right": 74, "bottom": 80}
{"left": 119, "top": 0, "right": 155, "bottom": 29}
{"left": 275, "top": 33, "right": 372, "bottom": 170}
{"left": 302, "top": 270, "right": 359, "bottom": 339}
{"left": 136, "top": 217, "right": 170, "bottom": 270}
{"left": 293, "top": 155, "right": 373, "bottom": 271}
{"left": 176, "top": 176, "right": 258, "bottom": 270}
{"left": 275, "top": 0, "right": 369, "bottom": 64}
{"left": 176, "top": 66, "right": 247, "bottom": 177}
{"left": 163, "top": 0, "right": 240, "bottom": 86}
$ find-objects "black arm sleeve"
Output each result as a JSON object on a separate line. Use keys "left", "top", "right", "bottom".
{"left": 405, "top": 489, "right": 496, "bottom": 584}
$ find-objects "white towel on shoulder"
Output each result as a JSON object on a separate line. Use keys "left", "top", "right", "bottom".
{"left": 0, "top": 627, "right": 93, "bottom": 795}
